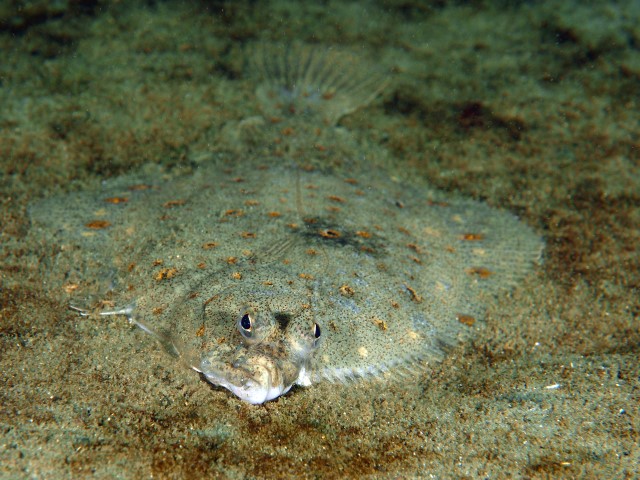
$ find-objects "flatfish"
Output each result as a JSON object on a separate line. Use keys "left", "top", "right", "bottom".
{"left": 30, "top": 158, "right": 542, "bottom": 404}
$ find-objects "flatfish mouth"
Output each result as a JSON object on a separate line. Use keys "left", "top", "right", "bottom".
{"left": 30, "top": 160, "right": 543, "bottom": 402}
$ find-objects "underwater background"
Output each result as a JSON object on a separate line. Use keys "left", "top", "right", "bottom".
{"left": 1, "top": 1, "right": 638, "bottom": 478}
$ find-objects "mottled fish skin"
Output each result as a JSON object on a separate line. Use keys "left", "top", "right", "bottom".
{"left": 31, "top": 160, "right": 543, "bottom": 404}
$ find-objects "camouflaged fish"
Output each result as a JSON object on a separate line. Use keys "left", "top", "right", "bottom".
{"left": 31, "top": 160, "right": 542, "bottom": 404}
{"left": 30, "top": 44, "right": 543, "bottom": 404}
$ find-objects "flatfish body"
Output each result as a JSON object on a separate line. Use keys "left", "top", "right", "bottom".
{"left": 29, "top": 43, "right": 543, "bottom": 403}
{"left": 30, "top": 159, "right": 542, "bottom": 403}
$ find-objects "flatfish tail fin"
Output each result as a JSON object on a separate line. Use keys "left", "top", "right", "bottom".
{"left": 249, "top": 41, "right": 389, "bottom": 125}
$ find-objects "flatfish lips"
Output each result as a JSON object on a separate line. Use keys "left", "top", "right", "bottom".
{"left": 30, "top": 161, "right": 543, "bottom": 403}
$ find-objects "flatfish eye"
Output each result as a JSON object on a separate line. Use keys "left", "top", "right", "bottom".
{"left": 238, "top": 313, "right": 253, "bottom": 338}
{"left": 312, "top": 323, "right": 321, "bottom": 347}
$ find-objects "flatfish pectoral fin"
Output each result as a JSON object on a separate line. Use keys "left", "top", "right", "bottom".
{"left": 69, "top": 304, "right": 201, "bottom": 373}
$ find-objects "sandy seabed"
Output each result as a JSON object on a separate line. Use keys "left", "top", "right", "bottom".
{"left": 1, "top": 1, "right": 638, "bottom": 478}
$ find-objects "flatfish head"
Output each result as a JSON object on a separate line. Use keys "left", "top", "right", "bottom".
{"left": 137, "top": 239, "right": 323, "bottom": 404}
{"left": 186, "top": 268, "right": 320, "bottom": 404}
